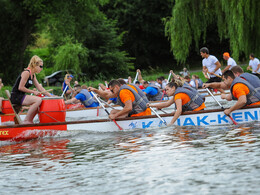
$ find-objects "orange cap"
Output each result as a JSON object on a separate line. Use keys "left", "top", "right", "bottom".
{"left": 223, "top": 52, "right": 230, "bottom": 57}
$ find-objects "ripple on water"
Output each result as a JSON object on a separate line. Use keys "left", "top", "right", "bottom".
{"left": 0, "top": 121, "right": 259, "bottom": 194}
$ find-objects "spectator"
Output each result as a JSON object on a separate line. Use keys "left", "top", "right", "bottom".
{"left": 180, "top": 68, "right": 190, "bottom": 77}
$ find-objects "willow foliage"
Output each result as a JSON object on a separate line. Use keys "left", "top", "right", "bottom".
{"left": 53, "top": 41, "right": 88, "bottom": 72}
{"left": 165, "top": 0, "right": 260, "bottom": 63}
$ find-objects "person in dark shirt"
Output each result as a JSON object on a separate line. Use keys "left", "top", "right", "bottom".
{"left": 10, "top": 55, "right": 52, "bottom": 124}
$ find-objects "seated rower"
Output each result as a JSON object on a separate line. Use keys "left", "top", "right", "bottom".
{"left": 88, "top": 79, "right": 127, "bottom": 101}
{"left": 108, "top": 79, "right": 151, "bottom": 119}
{"left": 148, "top": 80, "right": 206, "bottom": 126}
{"left": 189, "top": 75, "right": 203, "bottom": 89}
{"left": 10, "top": 55, "right": 52, "bottom": 124}
{"left": 142, "top": 81, "right": 163, "bottom": 101}
{"left": 134, "top": 81, "right": 144, "bottom": 90}
{"left": 156, "top": 76, "right": 167, "bottom": 90}
{"left": 65, "top": 84, "right": 99, "bottom": 108}
{"left": 62, "top": 74, "right": 74, "bottom": 99}
{"left": 222, "top": 70, "right": 260, "bottom": 116}
{"left": 203, "top": 66, "right": 260, "bottom": 97}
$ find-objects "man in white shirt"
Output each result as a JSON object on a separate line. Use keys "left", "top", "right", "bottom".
{"left": 247, "top": 53, "right": 260, "bottom": 78}
{"left": 200, "top": 47, "right": 222, "bottom": 83}
{"left": 222, "top": 52, "right": 237, "bottom": 73}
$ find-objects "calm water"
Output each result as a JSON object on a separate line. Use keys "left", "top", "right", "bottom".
{"left": 0, "top": 122, "right": 259, "bottom": 195}
{"left": 1, "top": 101, "right": 260, "bottom": 195}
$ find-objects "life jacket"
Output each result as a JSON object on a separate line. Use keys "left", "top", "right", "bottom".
{"left": 78, "top": 89, "right": 97, "bottom": 107}
{"left": 174, "top": 85, "right": 205, "bottom": 111}
{"left": 117, "top": 84, "right": 149, "bottom": 115}
{"left": 183, "top": 83, "right": 204, "bottom": 99}
{"left": 145, "top": 84, "right": 163, "bottom": 101}
{"left": 11, "top": 69, "right": 34, "bottom": 95}
{"left": 240, "top": 73, "right": 260, "bottom": 88}
{"left": 197, "top": 79, "right": 203, "bottom": 88}
{"left": 230, "top": 77, "right": 260, "bottom": 105}
{"left": 128, "top": 84, "right": 149, "bottom": 102}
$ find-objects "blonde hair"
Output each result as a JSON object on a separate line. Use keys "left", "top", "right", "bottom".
{"left": 28, "top": 55, "right": 43, "bottom": 69}
{"left": 174, "top": 79, "right": 184, "bottom": 87}
{"left": 64, "top": 74, "right": 71, "bottom": 80}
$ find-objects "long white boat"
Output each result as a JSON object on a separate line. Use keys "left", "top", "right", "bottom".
{"left": 0, "top": 105, "right": 259, "bottom": 141}
{"left": 1, "top": 92, "right": 233, "bottom": 124}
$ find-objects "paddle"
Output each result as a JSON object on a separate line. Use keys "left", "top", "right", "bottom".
{"left": 98, "top": 98, "right": 116, "bottom": 110}
{"left": 167, "top": 72, "right": 171, "bottom": 83}
{"left": 248, "top": 68, "right": 260, "bottom": 74}
{"left": 91, "top": 92, "right": 123, "bottom": 130}
{"left": 61, "top": 85, "right": 68, "bottom": 97}
{"left": 206, "top": 88, "right": 237, "bottom": 125}
{"left": 133, "top": 71, "right": 139, "bottom": 84}
{"left": 148, "top": 105, "right": 167, "bottom": 126}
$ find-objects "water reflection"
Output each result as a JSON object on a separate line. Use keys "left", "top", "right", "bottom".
{"left": 0, "top": 122, "right": 259, "bottom": 194}
{"left": 0, "top": 138, "right": 73, "bottom": 164}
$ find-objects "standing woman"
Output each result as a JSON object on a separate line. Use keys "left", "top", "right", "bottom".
{"left": 10, "top": 55, "right": 52, "bottom": 124}
{"left": 148, "top": 81, "right": 206, "bottom": 126}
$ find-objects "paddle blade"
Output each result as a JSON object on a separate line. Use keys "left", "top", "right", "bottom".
{"left": 227, "top": 114, "right": 238, "bottom": 125}
{"left": 113, "top": 120, "right": 123, "bottom": 130}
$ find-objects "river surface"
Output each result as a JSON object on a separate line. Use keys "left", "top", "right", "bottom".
{"left": 0, "top": 102, "right": 260, "bottom": 194}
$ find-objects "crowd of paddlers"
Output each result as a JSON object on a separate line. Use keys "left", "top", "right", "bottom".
{"left": 0, "top": 46, "right": 259, "bottom": 126}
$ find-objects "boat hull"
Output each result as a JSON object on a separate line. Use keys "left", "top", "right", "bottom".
{"left": 1, "top": 105, "right": 259, "bottom": 141}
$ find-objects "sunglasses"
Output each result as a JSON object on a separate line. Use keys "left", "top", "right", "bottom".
{"left": 39, "top": 65, "right": 43, "bottom": 68}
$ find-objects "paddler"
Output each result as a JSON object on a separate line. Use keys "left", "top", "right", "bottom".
{"left": 221, "top": 70, "right": 260, "bottom": 116}
{"left": 148, "top": 80, "right": 206, "bottom": 126}
{"left": 62, "top": 74, "right": 74, "bottom": 99}
{"left": 203, "top": 66, "right": 260, "bottom": 98}
{"left": 107, "top": 79, "right": 151, "bottom": 119}
{"left": 142, "top": 81, "right": 163, "bottom": 101}
{"left": 65, "top": 84, "right": 99, "bottom": 108}
{"left": 10, "top": 55, "right": 52, "bottom": 124}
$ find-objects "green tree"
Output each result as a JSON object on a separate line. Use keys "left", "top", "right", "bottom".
{"left": 102, "top": 0, "right": 175, "bottom": 70}
{"left": 0, "top": 0, "right": 44, "bottom": 84}
{"left": 38, "top": 0, "right": 131, "bottom": 80}
{"left": 0, "top": 0, "right": 131, "bottom": 84}
{"left": 165, "top": 0, "right": 260, "bottom": 64}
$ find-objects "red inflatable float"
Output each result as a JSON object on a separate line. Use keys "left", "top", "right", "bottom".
{"left": 38, "top": 97, "right": 66, "bottom": 123}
